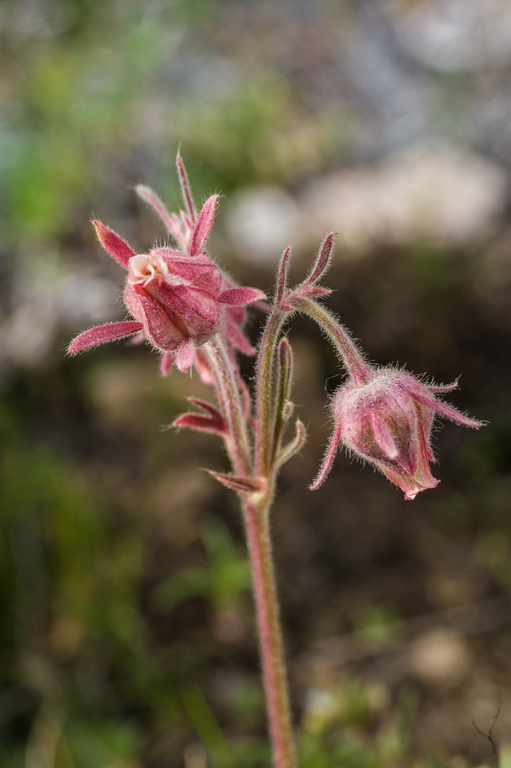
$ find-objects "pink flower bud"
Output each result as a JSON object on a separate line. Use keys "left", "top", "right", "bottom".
{"left": 124, "top": 248, "right": 224, "bottom": 364}
{"left": 69, "top": 203, "right": 264, "bottom": 375}
{"left": 135, "top": 163, "right": 268, "bottom": 373}
{"left": 311, "top": 370, "right": 482, "bottom": 500}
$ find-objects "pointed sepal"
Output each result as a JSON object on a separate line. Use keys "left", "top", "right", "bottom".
{"left": 190, "top": 195, "right": 218, "bottom": 257}
{"left": 305, "top": 232, "right": 335, "bottom": 285}
{"left": 208, "top": 472, "right": 267, "bottom": 494}
{"left": 187, "top": 398, "right": 227, "bottom": 432}
{"left": 427, "top": 380, "right": 459, "bottom": 393}
{"left": 408, "top": 387, "right": 483, "bottom": 428}
{"left": 275, "top": 418, "right": 307, "bottom": 468}
{"left": 176, "top": 152, "right": 197, "bottom": 224}
{"left": 68, "top": 321, "right": 143, "bottom": 354}
{"left": 218, "top": 287, "right": 266, "bottom": 306}
{"left": 93, "top": 221, "right": 136, "bottom": 268}
{"left": 174, "top": 396, "right": 227, "bottom": 435}
{"left": 226, "top": 319, "right": 256, "bottom": 355}
{"left": 275, "top": 246, "right": 292, "bottom": 308}
{"left": 309, "top": 424, "right": 342, "bottom": 490}
{"left": 174, "top": 413, "right": 226, "bottom": 435}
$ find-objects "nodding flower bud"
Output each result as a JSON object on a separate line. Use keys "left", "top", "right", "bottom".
{"left": 311, "top": 370, "right": 482, "bottom": 500}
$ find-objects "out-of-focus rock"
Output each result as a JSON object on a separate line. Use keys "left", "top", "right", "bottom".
{"left": 0, "top": 296, "right": 58, "bottom": 368}
{"left": 0, "top": 269, "right": 118, "bottom": 368}
{"left": 225, "top": 186, "right": 301, "bottom": 264}
{"left": 0, "top": 267, "right": 118, "bottom": 371}
{"left": 302, "top": 146, "right": 507, "bottom": 255}
{"left": 225, "top": 146, "right": 507, "bottom": 263}
{"left": 57, "top": 272, "right": 119, "bottom": 326}
{"left": 409, "top": 628, "right": 472, "bottom": 689}
{"left": 384, "top": 0, "right": 511, "bottom": 72}
{"left": 183, "top": 742, "right": 207, "bottom": 768}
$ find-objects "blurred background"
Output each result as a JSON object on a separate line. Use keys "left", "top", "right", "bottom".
{"left": 1, "top": 0, "right": 511, "bottom": 766}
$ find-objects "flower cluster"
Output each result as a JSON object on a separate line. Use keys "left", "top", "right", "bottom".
{"left": 69, "top": 153, "right": 482, "bottom": 502}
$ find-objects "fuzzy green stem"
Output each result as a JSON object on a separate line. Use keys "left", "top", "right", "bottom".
{"left": 292, "top": 296, "right": 373, "bottom": 384}
{"left": 243, "top": 493, "right": 297, "bottom": 768}
{"left": 205, "top": 337, "right": 251, "bottom": 476}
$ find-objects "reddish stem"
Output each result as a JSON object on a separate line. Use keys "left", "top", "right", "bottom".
{"left": 243, "top": 495, "right": 297, "bottom": 768}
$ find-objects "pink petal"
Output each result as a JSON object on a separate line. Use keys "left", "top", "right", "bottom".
{"left": 130, "top": 332, "right": 146, "bottom": 345}
{"left": 68, "top": 321, "right": 143, "bottom": 354}
{"left": 160, "top": 351, "right": 175, "bottom": 376}
{"left": 156, "top": 283, "right": 220, "bottom": 344}
{"left": 380, "top": 465, "right": 440, "bottom": 501}
{"left": 415, "top": 413, "right": 439, "bottom": 482}
{"left": 190, "top": 195, "right": 218, "bottom": 257}
{"left": 126, "top": 288, "right": 185, "bottom": 351}
{"left": 377, "top": 416, "right": 440, "bottom": 500}
{"left": 160, "top": 252, "right": 222, "bottom": 294}
{"left": 93, "top": 221, "right": 135, "bottom": 268}
{"left": 176, "top": 339, "right": 196, "bottom": 372}
{"left": 218, "top": 287, "right": 266, "bottom": 306}
{"left": 371, "top": 414, "right": 398, "bottom": 459}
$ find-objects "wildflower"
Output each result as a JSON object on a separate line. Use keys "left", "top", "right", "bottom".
{"left": 310, "top": 370, "right": 482, "bottom": 500}
{"left": 136, "top": 156, "right": 265, "bottom": 370}
{"left": 68, "top": 197, "right": 264, "bottom": 373}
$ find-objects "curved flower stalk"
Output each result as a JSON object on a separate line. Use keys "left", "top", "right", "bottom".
{"left": 68, "top": 154, "right": 483, "bottom": 768}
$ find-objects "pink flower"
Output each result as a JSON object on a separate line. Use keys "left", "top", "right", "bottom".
{"left": 136, "top": 160, "right": 265, "bottom": 368}
{"left": 68, "top": 195, "right": 264, "bottom": 373}
{"left": 310, "top": 370, "right": 482, "bottom": 500}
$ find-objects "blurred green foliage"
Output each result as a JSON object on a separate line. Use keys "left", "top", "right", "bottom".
{"left": 1, "top": 3, "right": 174, "bottom": 240}
{"left": 0, "top": 0, "right": 348, "bottom": 245}
{"left": 151, "top": 519, "right": 252, "bottom": 614}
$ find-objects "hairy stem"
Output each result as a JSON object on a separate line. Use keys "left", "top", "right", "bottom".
{"left": 292, "top": 296, "right": 373, "bottom": 384}
{"left": 243, "top": 493, "right": 297, "bottom": 768}
{"left": 204, "top": 337, "right": 251, "bottom": 476}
